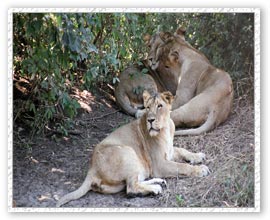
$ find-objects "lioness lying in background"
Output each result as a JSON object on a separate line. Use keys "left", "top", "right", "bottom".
{"left": 115, "top": 27, "right": 233, "bottom": 136}
{"left": 146, "top": 28, "right": 233, "bottom": 136}
{"left": 57, "top": 91, "right": 209, "bottom": 207}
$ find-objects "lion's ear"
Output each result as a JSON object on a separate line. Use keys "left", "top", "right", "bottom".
{"left": 171, "top": 50, "right": 179, "bottom": 58}
{"left": 143, "top": 34, "right": 151, "bottom": 44}
{"left": 175, "top": 26, "right": 186, "bottom": 39}
{"left": 161, "top": 91, "right": 174, "bottom": 105}
{"left": 143, "top": 90, "right": 151, "bottom": 106}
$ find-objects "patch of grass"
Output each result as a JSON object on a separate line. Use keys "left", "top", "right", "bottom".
{"left": 159, "top": 94, "right": 255, "bottom": 208}
{"left": 176, "top": 194, "right": 185, "bottom": 207}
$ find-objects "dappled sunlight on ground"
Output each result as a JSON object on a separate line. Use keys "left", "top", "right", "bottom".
{"left": 13, "top": 89, "right": 254, "bottom": 208}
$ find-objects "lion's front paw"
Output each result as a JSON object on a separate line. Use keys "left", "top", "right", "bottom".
{"left": 188, "top": 152, "right": 206, "bottom": 164}
{"left": 135, "top": 109, "right": 146, "bottom": 118}
{"left": 192, "top": 165, "right": 210, "bottom": 177}
{"left": 150, "top": 184, "right": 163, "bottom": 195}
{"left": 142, "top": 178, "right": 167, "bottom": 189}
{"left": 152, "top": 178, "right": 167, "bottom": 189}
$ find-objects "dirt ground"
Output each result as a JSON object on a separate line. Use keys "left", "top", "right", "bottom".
{"left": 12, "top": 89, "right": 255, "bottom": 208}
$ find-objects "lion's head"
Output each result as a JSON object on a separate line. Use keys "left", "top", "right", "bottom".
{"left": 144, "top": 32, "right": 173, "bottom": 70}
{"left": 142, "top": 90, "right": 174, "bottom": 137}
{"left": 144, "top": 27, "right": 187, "bottom": 71}
{"left": 146, "top": 27, "right": 209, "bottom": 89}
{"left": 157, "top": 39, "right": 183, "bottom": 78}
{"left": 158, "top": 34, "right": 211, "bottom": 84}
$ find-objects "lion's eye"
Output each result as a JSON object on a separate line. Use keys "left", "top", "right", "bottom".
{"left": 146, "top": 106, "right": 150, "bottom": 110}
{"left": 158, "top": 104, "right": 163, "bottom": 109}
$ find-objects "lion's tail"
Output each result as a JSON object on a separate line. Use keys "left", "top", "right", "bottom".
{"left": 115, "top": 87, "right": 138, "bottom": 117}
{"left": 56, "top": 169, "right": 93, "bottom": 207}
{"left": 174, "top": 110, "right": 216, "bottom": 136}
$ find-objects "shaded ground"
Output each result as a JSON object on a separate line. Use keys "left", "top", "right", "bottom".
{"left": 13, "top": 89, "right": 254, "bottom": 208}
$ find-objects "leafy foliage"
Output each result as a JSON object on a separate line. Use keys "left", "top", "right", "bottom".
{"left": 13, "top": 12, "right": 254, "bottom": 135}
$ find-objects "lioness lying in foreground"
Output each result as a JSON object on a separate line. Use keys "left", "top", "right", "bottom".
{"left": 56, "top": 91, "right": 209, "bottom": 207}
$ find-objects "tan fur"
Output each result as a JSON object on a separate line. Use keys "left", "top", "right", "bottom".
{"left": 56, "top": 91, "right": 209, "bottom": 207}
{"left": 148, "top": 27, "right": 234, "bottom": 136}
{"left": 114, "top": 65, "right": 158, "bottom": 116}
{"left": 114, "top": 33, "right": 175, "bottom": 117}
{"left": 114, "top": 61, "right": 167, "bottom": 118}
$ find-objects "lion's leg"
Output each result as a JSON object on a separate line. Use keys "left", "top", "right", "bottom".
{"left": 141, "top": 178, "right": 166, "bottom": 186}
{"left": 135, "top": 109, "right": 146, "bottom": 118}
{"left": 158, "top": 160, "right": 210, "bottom": 178}
{"left": 115, "top": 90, "right": 138, "bottom": 116}
{"left": 127, "top": 178, "right": 162, "bottom": 196}
{"left": 99, "top": 184, "right": 125, "bottom": 194}
{"left": 95, "top": 145, "right": 161, "bottom": 196}
{"left": 173, "top": 147, "right": 205, "bottom": 164}
{"left": 126, "top": 175, "right": 163, "bottom": 196}
{"left": 171, "top": 94, "right": 208, "bottom": 128}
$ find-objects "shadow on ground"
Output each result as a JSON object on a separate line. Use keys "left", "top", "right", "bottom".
{"left": 13, "top": 90, "right": 254, "bottom": 208}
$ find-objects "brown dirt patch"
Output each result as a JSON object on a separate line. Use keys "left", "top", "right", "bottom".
{"left": 13, "top": 90, "right": 254, "bottom": 208}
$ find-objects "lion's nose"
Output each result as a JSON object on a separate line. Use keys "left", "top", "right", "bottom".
{"left": 148, "top": 118, "right": 155, "bottom": 124}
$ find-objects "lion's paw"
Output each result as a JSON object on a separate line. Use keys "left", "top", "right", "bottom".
{"left": 152, "top": 178, "right": 167, "bottom": 189}
{"left": 193, "top": 165, "right": 211, "bottom": 177}
{"left": 188, "top": 152, "right": 206, "bottom": 164}
{"left": 142, "top": 178, "right": 167, "bottom": 190}
{"left": 135, "top": 109, "right": 146, "bottom": 118}
{"left": 150, "top": 184, "right": 162, "bottom": 195}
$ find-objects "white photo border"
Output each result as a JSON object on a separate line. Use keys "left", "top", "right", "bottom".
{"left": 7, "top": 7, "right": 260, "bottom": 212}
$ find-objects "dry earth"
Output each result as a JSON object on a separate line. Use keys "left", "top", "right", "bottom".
{"left": 13, "top": 89, "right": 255, "bottom": 208}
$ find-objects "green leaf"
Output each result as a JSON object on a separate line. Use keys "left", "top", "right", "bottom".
{"left": 176, "top": 194, "right": 185, "bottom": 206}
{"left": 29, "top": 103, "right": 36, "bottom": 113}
{"left": 141, "top": 68, "right": 149, "bottom": 74}
{"left": 112, "top": 77, "right": 120, "bottom": 84}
